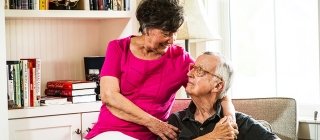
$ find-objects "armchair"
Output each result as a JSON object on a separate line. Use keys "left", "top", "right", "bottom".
{"left": 171, "top": 97, "right": 297, "bottom": 140}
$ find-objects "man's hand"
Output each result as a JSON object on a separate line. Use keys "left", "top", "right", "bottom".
{"left": 200, "top": 116, "right": 239, "bottom": 140}
{"left": 146, "top": 117, "right": 179, "bottom": 140}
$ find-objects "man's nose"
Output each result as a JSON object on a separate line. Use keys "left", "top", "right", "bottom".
{"left": 187, "top": 69, "right": 194, "bottom": 77}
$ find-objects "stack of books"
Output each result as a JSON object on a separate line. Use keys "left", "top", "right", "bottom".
{"left": 44, "top": 80, "right": 97, "bottom": 104}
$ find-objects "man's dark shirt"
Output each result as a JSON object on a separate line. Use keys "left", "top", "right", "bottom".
{"left": 166, "top": 100, "right": 279, "bottom": 140}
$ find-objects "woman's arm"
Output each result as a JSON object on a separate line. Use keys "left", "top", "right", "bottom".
{"left": 100, "top": 76, "right": 178, "bottom": 140}
{"left": 221, "top": 95, "right": 236, "bottom": 121}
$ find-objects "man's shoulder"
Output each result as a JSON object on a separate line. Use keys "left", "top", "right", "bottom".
{"left": 169, "top": 110, "right": 188, "bottom": 120}
{"left": 235, "top": 112, "right": 280, "bottom": 140}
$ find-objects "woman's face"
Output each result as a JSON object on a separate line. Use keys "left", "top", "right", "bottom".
{"left": 144, "top": 28, "right": 177, "bottom": 55}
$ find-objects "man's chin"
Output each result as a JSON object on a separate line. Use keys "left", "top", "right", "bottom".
{"left": 185, "top": 86, "right": 193, "bottom": 93}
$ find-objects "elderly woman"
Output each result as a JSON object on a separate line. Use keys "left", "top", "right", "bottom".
{"left": 85, "top": 0, "right": 236, "bottom": 140}
{"left": 166, "top": 52, "right": 280, "bottom": 140}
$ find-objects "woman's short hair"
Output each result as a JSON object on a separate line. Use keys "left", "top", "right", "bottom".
{"left": 136, "top": 0, "right": 184, "bottom": 33}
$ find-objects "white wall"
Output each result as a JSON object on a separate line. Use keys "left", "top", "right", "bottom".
{"left": 0, "top": 0, "right": 9, "bottom": 139}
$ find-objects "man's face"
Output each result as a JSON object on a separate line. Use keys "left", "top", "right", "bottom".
{"left": 186, "top": 54, "right": 222, "bottom": 97}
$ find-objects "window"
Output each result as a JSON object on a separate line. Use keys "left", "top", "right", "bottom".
{"left": 205, "top": 0, "right": 320, "bottom": 107}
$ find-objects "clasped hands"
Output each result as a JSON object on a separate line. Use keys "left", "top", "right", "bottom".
{"left": 203, "top": 116, "right": 239, "bottom": 140}
{"left": 147, "top": 116, "right": 238, "bottom": 140}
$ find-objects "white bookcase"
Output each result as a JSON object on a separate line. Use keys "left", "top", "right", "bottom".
{"left": 9, "top": 102, "right": 102, "bottom": 140}
{"left": 5, "top": 10, "right": 132, "bottom": 19}
{"left": 0, "top": 0, "right": 9, "bottom": 140}
{"left": 2, "top": 0, "right": 138, "bottom": 139}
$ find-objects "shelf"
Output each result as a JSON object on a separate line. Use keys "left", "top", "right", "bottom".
{"left": 8, "top": 101, "right": 102, "bottom": 119}
{"left": 5, "top": 10, "right": 133, "bottom": 19}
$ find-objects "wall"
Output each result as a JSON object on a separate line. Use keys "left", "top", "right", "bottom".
{"left": 5, "top": 18, "right": 134, "bottom": 96}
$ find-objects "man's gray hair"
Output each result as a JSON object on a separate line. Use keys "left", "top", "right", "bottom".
{"left": 203, "top": 51, "right": 234, "bottom": 99}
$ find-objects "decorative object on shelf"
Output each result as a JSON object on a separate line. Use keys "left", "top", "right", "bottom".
{"left": 177, "top": 0, "right": 221, "bottom": 52}
{"left": 49, "top": 0, "right": 80, "bottom": 10}
{"left": 84, "top": 56, "right": 105, "bottom": 100}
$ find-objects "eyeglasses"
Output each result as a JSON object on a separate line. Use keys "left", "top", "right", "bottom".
{"left": 189, "top": 63, "right": 223, "bottom": 80}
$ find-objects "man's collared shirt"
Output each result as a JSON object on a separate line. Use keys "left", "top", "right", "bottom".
{"left": 167, "top": 101, "right": 280, "bottom": 140}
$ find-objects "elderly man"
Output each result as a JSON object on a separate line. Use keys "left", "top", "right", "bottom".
{"left": 166, "top": 52, "right": 280, "bottom": 140}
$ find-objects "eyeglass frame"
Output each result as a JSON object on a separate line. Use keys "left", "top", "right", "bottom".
{"left": 188, "top": 63, "right": 223, "bottom": 81}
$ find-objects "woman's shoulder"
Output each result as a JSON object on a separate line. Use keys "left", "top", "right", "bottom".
{"left": 107, "top": 36, "right": 132, "bottom": 51}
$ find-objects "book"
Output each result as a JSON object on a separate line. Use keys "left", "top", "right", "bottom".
{"left": 35, "top": 59, "right": 41, "bottom": 107}
{"left": 6, "top": 61, "right": 22, "bottom": 108}
{"left": 21, "top": 60, "right": 30, "bottom": 107}
{"left": 21, "top": 58, "right": 41, "bottom": 107}
{"left": 39, "top": 0, "right": 46, "bottom": 10}
{"left": 67, "top": 94, "right": 96, "bottom": 103}
{"left": 28, "top": 0, "right": 34, "bottom": 9}
{"left": 5, "top": 0, "right": 9, "bottom": 9}
{"left": 45, "top": 88, "right": 96, "bottom": 96}
{"left": 13, "top": 63, "right": 22, "bottom": 108}
{"left": 47, "top": 80, "right": 97, "bottom": 90}
{"left": 6, "top": 61, "right": 19, "bottom": 109}
{"left": 40, "top": 96, "right": 69, "bottom": 106}
{"left": 21, "top": 0, "right": 29, "bottom": 10}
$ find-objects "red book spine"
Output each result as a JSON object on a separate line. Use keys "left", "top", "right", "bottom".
{"left": 45, "top": 89, "right": 72, "bottom": 96}
{"left": 29, "top": 60, "right": 35, "bottom": 107}
{"left": 47, "top": 82, "right": 73, "bottom": 89}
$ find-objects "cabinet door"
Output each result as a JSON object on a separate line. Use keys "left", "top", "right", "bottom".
{"left": 9, "top": 114, "right": 82, "bottom": 140}
{"left": 81, "top": 112, "right": 99, "bottom": 139}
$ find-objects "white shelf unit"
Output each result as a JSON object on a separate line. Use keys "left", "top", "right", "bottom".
{"left": 8, "top": 101, "right": 102, "bottom": 119}
{"left": 0, "top": 0, "right": 9, "bottom": 139}
{"left": 2, "top": 0, "right": 138, "bottom": 139}
{"left": 5, "top": 10, "right": 133, "bottom": 19}
{"left": 4, "top": 0, "right": 137, "bottom": 97}
{"left": 8, "top": 102, "right": 102, "bottom": 140}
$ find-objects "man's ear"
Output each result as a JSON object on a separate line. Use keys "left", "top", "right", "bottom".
{"left": 212, "top": 81, "right": 224, "bottom": 93}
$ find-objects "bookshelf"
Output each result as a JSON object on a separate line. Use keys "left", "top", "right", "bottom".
{"left": 5, "top": 10, "right": 132, "bottom": 19}
{"left": 2, "top": 0, "right": 138, "bottom": 139}
{"left": 0, "top": 1, "right": 9, "bottom": 139}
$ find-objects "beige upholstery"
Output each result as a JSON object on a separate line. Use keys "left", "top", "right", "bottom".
{"left": 172, "top": 97, "right": 297, "bottom": 140}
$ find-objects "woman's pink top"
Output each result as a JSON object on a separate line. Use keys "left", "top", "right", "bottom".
{"left": 85, "top": 36, "right": 193, "bottom": 139}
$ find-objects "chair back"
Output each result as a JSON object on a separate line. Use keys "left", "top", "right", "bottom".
{"left": 232, "top": 97, "right": 297, "bottom": 140}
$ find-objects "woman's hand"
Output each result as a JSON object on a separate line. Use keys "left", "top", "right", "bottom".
{"left": 146, "top": 117, "right": 179, "bottom": 140}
